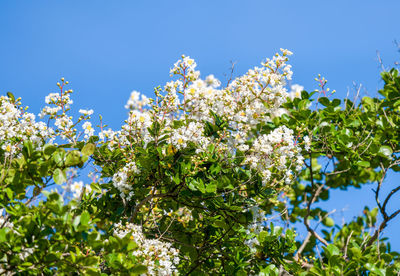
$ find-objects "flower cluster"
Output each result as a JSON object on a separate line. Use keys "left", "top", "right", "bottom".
{"left": 169, "top": 55, "right": 199, "bottom": 81}
{"left": 125, "top": 90, "right": 151, "bottom": 110}
{"left": 68, "top": 181, "right": 92, "bottom": 199}
{"left": 107, "top": 49, "right": 305, "bottom": 199}
{"left": 244, "top": 206, "right": 268, "bottom": 251}
{"left": 113, "top": 222, "right": 179, "bottom": 276}
{"left": 169, "top": 121, "right": 209, "bottom": 151}
{"left": 112, "top": 162, "right": 140, "bottom": 200}
{"left": 39, "top": 79, "right": 94, "bottom": 142}
{"left": 0, "top": 95, "right": 52, "bottom": 158}
{"left": 246, "top": 125, "right": 304, "bottom": 186}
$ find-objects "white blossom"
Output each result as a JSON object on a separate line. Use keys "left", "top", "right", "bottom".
{"left": 79, "top": 109, "right": 94, "bottom": 116}
{"left": 82, "top": 121, "right": 94, "bottom": 139}
{"left": 113, "top": 222, "right": 179, "bottom": 275}
{"left": 68, "top": 181, "right": 92, "bottom": 199}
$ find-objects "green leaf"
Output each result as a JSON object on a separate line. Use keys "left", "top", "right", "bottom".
{"left": 0, "top": 228, "right": 7, "bottom": 242}
{"left": 73, "top": 215, "right": 81, "bottom": 229}
{"left": 370, "top": 208, "right": 378, "bottom": 218}
{"left": 83, "top": 256, "right": 99, "bottom": 266}
{"left": 127, "top": 240, "right": 138, "bottom": 251}
{"left": 350, "top": 247, "right": 362, "bottom": 259}
{"left": 43, "top": 144, "right": 57, "bottom": 158}
{"left": 325, "top": 244, "right": 340, "bottom": 257}
{"left": 65, "top": 150, "right": 81, "bottom": 166}
{"left": 362, "top": 96, "right": 374, "bottom": 107}
{"left": 206, "top": 182, "right": 217, "bottom": 193}
{"left": 236, "top": 270, "right": 247, "bottom": 276}
{"left": 19, "top": 262, "right": 33, "bottom": 267}
{"left": 53, "top": 149, "right": 65, "bottom": 165}
{"left": 319, "top": 97, "right": 330, "bottom": 107}
{"left": 356, "top": 161, "right": 370, "bottom": 168}
{"left": 381, "top": 253, "right": 392, "bottom": 263}
{"left": 298, "top": 99, "right": 310, "bottom": 110}
{"left": 349, "top": 119, "right": 361, "bottom": 127}
{"left": 379, "top": 145, "right": 393, "bottom": 157}
{"left": 260, "top": 264, "right": 279, "bottom": 276}
{"left": 365, "top": 263, "right": 385, "bottom": 276}
{"left": 53, "top": 168, "right": 67, "bottom": 184}
{"left": 331, "top": 99, "right": 341, "bottom": 107}
{"left": 393, "top": 99, "right": 400, "bottom": 107}
{"left": 258, "top": 231, "right": 268, "bottom": 243}
{"left": 173, "top": 173, "right": 180, "bottom": 185}
{"left": 6, "top": 92, "right": 15, "bottom": 102}
{"left": 322, "top": 217, "right": 335, "bottom": 227}
{"left": 23, "top": 140, "right": 34, "bottom": 158}
{"left": 82, "top": 143, "right": 96, "bottom": 156}
{"left": 131, "top": 264, "right": 147, "bottom": 274}
{"left": 5, "top": 188, "right": 13, "bottom": 200}
{"left": 80, "top": 211, "right": 90, "bottom": 226}
{"left": 301, "top": 90, "right": 309, "bottom": 99}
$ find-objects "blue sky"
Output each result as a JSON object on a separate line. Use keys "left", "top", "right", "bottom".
{"left": 1, "top": 1, "right": 400, "bottom": 249}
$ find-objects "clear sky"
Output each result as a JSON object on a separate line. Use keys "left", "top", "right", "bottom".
{"left": 1, "top": 0, "right": 399, "bottom": 249}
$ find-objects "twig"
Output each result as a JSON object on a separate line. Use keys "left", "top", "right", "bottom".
{"left": 225, "top": 61, "right": 237, "bottom": 88}
{"left": 374, "top": 163, "right": 388, "bottom": 219}
{"left": 294, "top": 232, "right": 312, "bottom": 261}
{"left": 303, "top": 153, "right": 329, "bottom": 247}
{"left": 129, "top": 192, "right": 173, "bottom": 222}
{"left": 365, "top": 208, "right": 400, "bottom": 248}
{"left": 343, "top": 231, "right": 353, "bottom": 259}
{"left": 382, "top": 185, "right": 400, "bottom": 215}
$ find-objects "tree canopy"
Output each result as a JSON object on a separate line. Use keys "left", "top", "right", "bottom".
{"left": 1, "top": 49, "right": 400, "bottom": 275}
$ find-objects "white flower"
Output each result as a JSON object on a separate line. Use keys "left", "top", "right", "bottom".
{"left": 79, "top": 109, "right": 94, "bottom": 116}
{"left": 125, "top": 91, "right": 150, "bottom": 110}
{"left": 113, "top": 222, "right": 180, "bottom": 275}
{"left": 45, "top": 93, "right": 59, "bottom": 104}
{"left": 0, "top": 95, "right": 54, "bottom": 157}
{"left": 280, "top": 48, "right": 293, "bottom": 56}
{"left": 70, "top": 181, "right": 83, "bottom": 199}
{"left": 205, "top": 74, "right": 221, "bottom": 88}
{"left": 69, "top": 181, "right": 92, "bottom": 199}
{"left": 289, "top": 84, "right": 304, "bottom": 100}
{"left": 82, "top": 121, "right": 94, "bottom": 139}
{"left": 304, "top": 136, "right": 311, "bottom": 151}
{"left": 98, "top": 128, "right": 116, "bottom": 142}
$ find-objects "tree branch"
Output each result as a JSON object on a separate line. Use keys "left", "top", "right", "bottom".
{"left": 365, "top": 208, "right": 400, "bottom": 248}
{"left": 129, "top": 192, "right": 173, "bottom": 222}
{"left": 302, "top": 153, "right": 329, "bottom": 248}
{"left": 382, "top": 184, "right": 400, "bottom": 216}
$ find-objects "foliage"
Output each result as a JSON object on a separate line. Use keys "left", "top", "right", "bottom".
{"left": 1, "top": 51, "right": 400, "bottom": 275}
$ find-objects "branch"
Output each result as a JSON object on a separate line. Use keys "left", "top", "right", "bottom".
{"left": 366, "top": 162, "right": 400, "bottom": 248}
{"left": 129, "top": 192, "right": 173, "bottom": 222}
{"left": 377, "top": 159, "right": 400, "bottom": 216}
{"left": 294, "top": 232, "right": 312, "bottom": 261}
{"left": 365, "top": 208, "right": 400, "bottom": 248}
{"left": 325, "top": 168, "right": 350, "bottom": 176}
{"left": 343, "top": 231, "right": 353, "bottom": 259}
{"left": 374, "top": 163, "right": 388, "bottom": 219}
{"left": 382, "top": 185, "right": 400, "bottom": 215}
{"left": 225, "top": 61, "right": 236, "bottom": 88}
{"left": 302, "top": 153, "right": 329, "bottom": 248}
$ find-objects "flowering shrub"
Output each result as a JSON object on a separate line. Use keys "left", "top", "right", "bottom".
{"left": 0, "top": 51, "right": 400, "bottom": 274}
